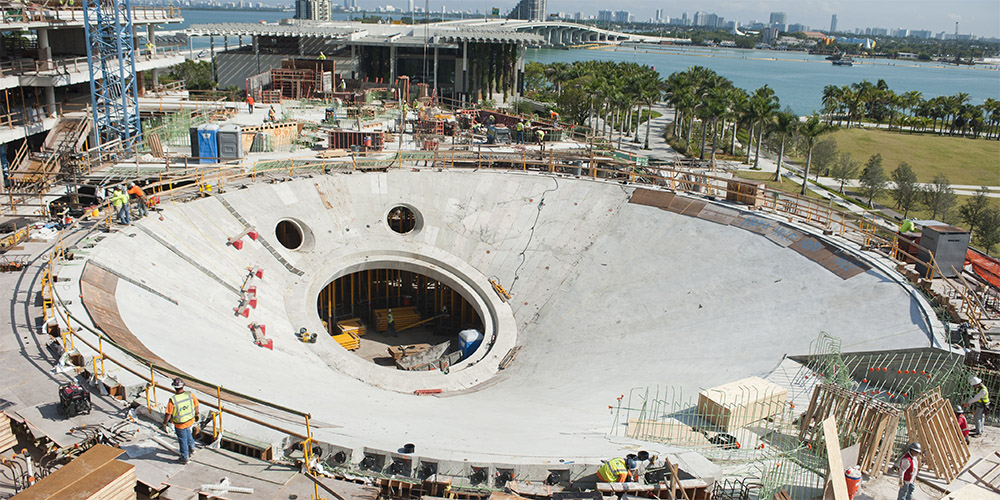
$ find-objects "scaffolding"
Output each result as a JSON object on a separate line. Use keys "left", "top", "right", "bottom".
{"left": 82, "top": 0, "right": 142, "bottom": 150}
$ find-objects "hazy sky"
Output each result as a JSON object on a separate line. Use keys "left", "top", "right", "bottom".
{"left": 365, "top": 1, "right": 1000, "bottom": 38}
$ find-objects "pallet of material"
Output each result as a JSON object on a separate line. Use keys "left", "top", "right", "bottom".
{"left": 387, "top": 343, "right": 432, "bottom": 360}
{"left": 374, "top": 307, "right": 420, "bottom": 332}
{"left": 337, "top": 318, "right": 367, "bottom": 337}
{"left": 332, "top": 331, "right": 361, "bottom": 351}
{"left": 12, "top": 443, "right": 136, "bottom": 500}
{"left": 0, "top": 412, "right": 16, "bottom": 452}
{"left": 904, "top": 387, "right": 970, "bottom": 483}
{"left": 697, "top": 376, "right": 787, "bottom": 432}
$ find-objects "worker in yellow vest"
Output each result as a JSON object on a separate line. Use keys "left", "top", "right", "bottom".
{"left": 162, "top": 378, "right": 199, "bottom": 464}
{"left": 597, "top": 457, "right": 636, "bottom": 482}
{"left": 964, "top": 375, "right": 991, "bottom": 437}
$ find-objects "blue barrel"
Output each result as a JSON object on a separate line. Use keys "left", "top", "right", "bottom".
{"left": 197, "top": 124, "right": 219, "bottom": 164}
{"left": 458, "top": 329, "right": 483, "bottom": 360}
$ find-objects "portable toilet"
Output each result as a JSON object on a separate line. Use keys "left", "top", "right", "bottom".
{"left": 458, "top": 329, "right": 483, "bottom": 360}
{"left": 197, "top": 124, "right": 220, "bottom": 164}
{"left": 218, "top": 124, "right": 243, "bottom": 159}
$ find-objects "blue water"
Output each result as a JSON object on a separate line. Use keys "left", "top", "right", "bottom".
{"left": 526, "top": 45, "right": 1000, "bottom": 115}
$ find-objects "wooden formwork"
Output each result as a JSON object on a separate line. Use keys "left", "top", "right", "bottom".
{"left": 799, "top": 384, "right": 900, "bottom": 477}
{"left": 904, "top": 387, "right": 970, "bottom": 482}
{"left": 0, "top": 412, "right": 16, "bottom": 452}
{"left": 11, "top": 444, "right": 136, "bottom": 500}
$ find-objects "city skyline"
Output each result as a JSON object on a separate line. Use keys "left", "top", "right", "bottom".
{"left": 340, "top": 0, "right": 1000, "bottom": 38}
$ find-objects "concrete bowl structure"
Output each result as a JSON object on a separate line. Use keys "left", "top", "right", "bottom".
{"left": 77, "top": 169, "right": 942, "bottom": 478}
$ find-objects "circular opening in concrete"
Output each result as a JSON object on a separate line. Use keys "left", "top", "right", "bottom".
{"left": 316, "top": 267, "right": 483, "bottom": 369}
{"left": 276, "top": 219, "right": 304, "bottom": 249}
{"left": 387, "top": 206, "right": 418, "bottom": 234}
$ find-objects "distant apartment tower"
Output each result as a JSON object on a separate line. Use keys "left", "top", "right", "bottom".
{"left": 830, "top": 14, "right": 837, "bottom": 33}
{"left": 507, "top": 0, "right": 547, "bottom": 21}
{"left": 787, "top": 23, "right": 808, "bottom": 33}
{"left": 614, "top": 10, "right": 630, "bottom": 23}
{"left": 296, "top": 0, "right": 331, "bottom": 20}
{"left": 597, "top": 10, "right": 613, "bottom": 22}
{"left": 408, "top": 0, "right": 413, "bottom": 13}
{"left": 769, "top": 12, "right": 786, "bottom": 25}
{"left": 761, "top": 27, "right": 779, "bottom": 44}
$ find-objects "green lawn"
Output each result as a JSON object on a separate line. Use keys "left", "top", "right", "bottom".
{"left": 736, "top": 170, "right": 825, "bottom": 200}
{"left": 826, "top": 128, "right": 1000, "bottom": 186}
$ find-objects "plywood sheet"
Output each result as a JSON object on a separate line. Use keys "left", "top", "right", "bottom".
{"left": 628, "top": 189, "right": 674, "bottom": 210}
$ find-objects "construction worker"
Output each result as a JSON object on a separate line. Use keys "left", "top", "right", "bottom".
{"left": 899, "top": 218, "right": 915, "bottom": 233}
{"left": 550, "top": 109, "right": 560, "bottom": 127}
{"left": 536, "top": 128, "right": 545, "bottom": 151}
{"left": 111, "top": 187, "right": 129, "bottom": 225}
{"left": 246, "top": 94, "right": 255, "bottom": 114}
{"left": 515, "top": 120, "right": 524, "bottom": 144}
{"left": 955, "top": 404, "right": 970, "bottom": 444}
{"left": 127, "top": 182, "right": 147, "bottom": 218}
{"left": 268, "top": 105, "right": 277, "bottom": 122}
{"left": 597, "top": 457, "right": 635, "bottom": 483}
{"left": 896, "top": 442, "right": 922, "bottom": 500}
{"left": 318, "top": 52, "right": 326, "bottom": 60}
{"left": 963, "top": 375, "right": 990, "bottom": 437}
{"left": 387, "top": 309, "right": 396, "bottom": 337}
{"left": 162, "top": 378, "right": 199, "bottom": 464}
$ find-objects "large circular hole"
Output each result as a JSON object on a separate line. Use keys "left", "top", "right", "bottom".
{"left": 316, "top": 268, "right": 483, "bottom": 369}
{"left": 387, "top": 206, "right": 417, "bottom": 234}
{"left": 276, "top": 220, "right": 304, "bottom": 249}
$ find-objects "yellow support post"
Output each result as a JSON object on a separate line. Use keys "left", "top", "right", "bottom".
{"left": 215, "top": 385, "right": 223, "bottom": 439}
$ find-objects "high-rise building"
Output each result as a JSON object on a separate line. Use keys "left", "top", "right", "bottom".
{"left": 830, "top": 14, "right": 838, "bottom": 33}
{"left": 506, "top": 0, "right": 546, "bottom": 21}
{"left": 769, "top": 12, "right": 786, "bottom": 25}
{"left": 408, "top": 0, "right": 413, "bottom": 13}
{"left": 597, "top": 10, "right": 613, "bottom": 22}
{"left": 296, "top": 0, "right": 331, "bottom": 20}
{"left": 613, "top": 10, "right": 630, "bottom": 24}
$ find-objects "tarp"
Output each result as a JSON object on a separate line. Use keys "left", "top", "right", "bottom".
{"left": 966, "top": 248, "right": 1000, "bottom": 289}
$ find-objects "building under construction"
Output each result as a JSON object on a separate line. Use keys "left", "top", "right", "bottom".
{"left": 0, "top": 12, "right": 999, "bottom": 500}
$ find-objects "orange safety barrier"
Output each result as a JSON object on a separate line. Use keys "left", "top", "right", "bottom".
{"left": 966, "top": 249, "right": 1000, "bottom": 289}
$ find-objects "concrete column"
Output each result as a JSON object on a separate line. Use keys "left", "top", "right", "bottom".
{"left": 37, "top": 28, "right": 51, "bottom": 69}
{"left": 460, "top": 41, "right": 468, "bottom": 94}
{"left": 389, "top": 45, "right": 396, "bottom": 83}
{"left": 210, "top": 36, "right": 216, "bottom": 82}
{"left": 137, "top": 70, "right": 145, "bottom": 96}
{"left": 350, "top": 44, "right": 356, "bottom": 79}
{"left": 147, "top": 25, "right": 156, "bottom": 57}
{"left": 151, "top": 68, "right": 160, "bottom": 89}
{"left": 44, "top": 86, "right": 55, "bottom": 117}
{"left": 253, "top": 36, "right": 260, "bottom": 73}
{"left": 224, "top": 35, "right": 229, "bottom": 52}
{"left": 433, "top": 47, "right": 438, "bottom": 95}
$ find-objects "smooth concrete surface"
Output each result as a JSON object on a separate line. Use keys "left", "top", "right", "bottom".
{"left": 80, "top": 169, "right": 940, "bottom": 464}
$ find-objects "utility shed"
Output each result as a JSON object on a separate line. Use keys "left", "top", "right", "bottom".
{"left": 697, "top": 376, "right": 788, "bottom": 432}
{"left": 12, "top": 444, "right": 135, "bottom": 500}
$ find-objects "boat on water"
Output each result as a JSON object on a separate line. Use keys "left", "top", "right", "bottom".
{"left": 833, "top": 56, "right": 854, "bottom": 66}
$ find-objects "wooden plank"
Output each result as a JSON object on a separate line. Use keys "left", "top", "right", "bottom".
{"left": 11, "top": 444, "right": 132, "bottom": 500}
{"left": 0, "top": 412, "right": 16, "bottom": 452}
{"left": 822, "top": 417, "right": 849, "bottom": 500}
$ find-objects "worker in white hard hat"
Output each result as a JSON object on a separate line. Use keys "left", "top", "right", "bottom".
{"left": 963, "top": 375, "right": 990, "bottom": 437}
{"left": 162, "top": 377, "right": 199, "bottom": 464}
{"left": 897, "top": 442, "right": 922, "bottom": 500}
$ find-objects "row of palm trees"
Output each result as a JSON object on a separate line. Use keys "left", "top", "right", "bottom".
{"left": 821, "top": 81, "right": 1000, "bottom": 139}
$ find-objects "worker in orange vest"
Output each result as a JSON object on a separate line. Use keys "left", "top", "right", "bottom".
{"left": 127, "top": 182, "right": 147, "bottom": 218}
{"left": 246, "top": 94, "right": 255, "bottom": 114}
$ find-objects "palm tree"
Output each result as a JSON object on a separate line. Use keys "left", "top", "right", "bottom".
{"left": 947, "top": 92, "right": 971, "bottom": 135}
{"left": 821, "top": 84, "right": 843, "bottom": 125}
{"left": 798, "top": 114, "right": 835, "bottom": 195}
{"left": 771, "top": 112, "right": 799, "bottom": 183}
{"left": 750, "top": 85, "right": 779, "bottom": 168}
{"left": 640, "top": 69, "right": 663, "bottom": 150}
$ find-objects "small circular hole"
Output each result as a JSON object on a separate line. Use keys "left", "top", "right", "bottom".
{"left": 276, "top": 220, "right": 304, "bottom": 249}
{"left": 387, "top": 206, "right": 416, "bottom": 234}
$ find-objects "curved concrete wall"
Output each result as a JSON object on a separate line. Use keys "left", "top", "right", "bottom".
{"left": 84, "top": 169, "right": 937, "bottom": 462}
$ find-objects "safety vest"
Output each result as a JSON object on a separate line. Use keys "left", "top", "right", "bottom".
{"left": 597, "top": 457, "right": 627, "bottom": 483}
{"left": 516, "top": 122, "right": 523, "bottom": 131}
{"left": 979, "top": 386, "right": 990, "bottom": 405}
{"left": 170, "top": 392, "right": 196, "bottom": 424}
{"left": 899, "top": 454, "right": 918, "bottom": 483}
{"left": 388, "top": 311, "right": 394, "bottom": 323}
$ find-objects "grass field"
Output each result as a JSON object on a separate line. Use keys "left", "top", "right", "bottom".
{"left": 737, "top": 170, "right": 825, "bottom": 200}
{"left": 826, "top": 129, "right": 1000, "bottom": 186}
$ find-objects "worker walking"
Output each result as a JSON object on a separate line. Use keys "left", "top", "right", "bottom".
{"left": 964, "top": 375, "right": 990, "bottom": 437}
{"left": 896, "top": 442, "right": 922, "bottom": 500}
{"left": 515, "top": 120, "right": 524, "bottom": 144}
{"left": 387, "top": 309, "right": 396, "bottom": 337}
{"left": 246, "top": 94, "right": 255, "bottom": 114}
{"left": 111, "top": 187, "right": 130, "bottom": 225}
{"left": 597, "top": 457, "right": 636, "bottom": 483}
{"left": 955, "top": 404, "right": 970, "bottom": 444}
{"left": 127, "top": 182, "right": 147, "bottom": 218}
{"left": 162, "top": 378, "right": 199, "bottom": 464}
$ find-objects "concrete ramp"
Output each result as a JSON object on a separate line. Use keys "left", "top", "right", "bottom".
{"left": 79, "top": 170, "right": 941, "bottom": 462}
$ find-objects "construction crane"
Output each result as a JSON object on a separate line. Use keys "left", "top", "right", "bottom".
{"left": 82, "top": 0, "right": 143, "bottom": 151}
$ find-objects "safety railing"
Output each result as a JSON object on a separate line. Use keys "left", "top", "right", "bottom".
{"left": 41, "top": 218, "right": 324, "bottom": 498}
{"left": 0, "top": 103, "right": 62, "bottom": 130}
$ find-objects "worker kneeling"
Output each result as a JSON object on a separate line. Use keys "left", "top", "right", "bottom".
{"left": 597, "top": 457, "right": 637, "bottom": 483}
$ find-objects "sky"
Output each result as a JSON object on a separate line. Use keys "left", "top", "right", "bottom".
{"left": 355, "top": 1, "right": 1000, "bottom": 39}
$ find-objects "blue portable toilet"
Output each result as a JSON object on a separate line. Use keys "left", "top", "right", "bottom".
{"left": 458, "top": 329, "right": 483, "bottom": 360}
{"left": 197, "top": 124, "right": 219, "bottom": 164}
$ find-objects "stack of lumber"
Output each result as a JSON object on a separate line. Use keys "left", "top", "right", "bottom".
{"left": 374, "top": 307, "right": 420, "bottom": 332}
{"left": 337, "top": 318, "right": 367, "bottom": 337}
{"left": 697, "top": 376, "right": 787, "bottom": 432}
{"left": 332, "top": 331, "right": 360, "bottom": 351}
{"left": 905, "top": 387, "right": 970, "bottom": 482}
{"left": 0, "top": 412, "right": 16, "bottom": 452}
{"left": 967, "top": 451, "right": 1000, "bottom": 495}
{"left": 387, "top": 343, "right": 432, "bottom": 360}
{"left": 799, "top": 384, "right": 900, "bottom": 477}
{"left": 12, "top": 444, "right": 136, "bottom": 500}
